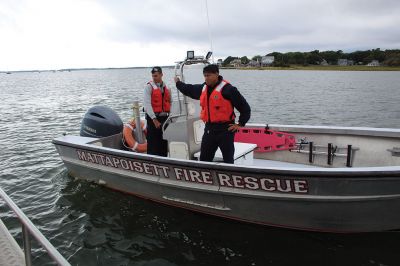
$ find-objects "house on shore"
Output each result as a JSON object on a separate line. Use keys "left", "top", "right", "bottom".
{"left": 320, "top": 59, "right": 329, "bottom": 66}
{"left": 367, "top": 60, "right": 380, "bottom": 66}
{"left": 261, "top": 56, "right": 275, "bottom": 66}
{"left": 248, "top": 59, "right": 260, "bottom": 67}
{"left": 230, "top": 58, "right": 242, "bottom": 67}
{"left": 337, "top": 59, "right": 354, "bottom": 66}
{"left": 217, "top": 59, "right": 223, "bottom": 66}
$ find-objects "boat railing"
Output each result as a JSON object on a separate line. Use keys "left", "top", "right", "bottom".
{"left": 291, "top": 141, "right": 359, "bottom": 167}
{"left": 0, "top": 186, "right": 71, "bottom": 266}
{"left": 162, "top": 113, "right": 183, "bottom": 133}
{"left": 172, "top": 50, "right": 212, "bottom": 122}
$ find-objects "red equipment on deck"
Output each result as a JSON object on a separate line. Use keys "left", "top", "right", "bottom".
{"left": 234, "top": 127, "right": 296, "bottom": 152}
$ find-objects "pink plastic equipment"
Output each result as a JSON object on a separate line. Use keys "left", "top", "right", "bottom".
{"left": 234, "top": 127, "right": 296, "bottom": 152}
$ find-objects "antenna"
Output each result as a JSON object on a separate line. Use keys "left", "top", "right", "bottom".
{"left": 205, "top": 0, "right": 214, "bottom": 63}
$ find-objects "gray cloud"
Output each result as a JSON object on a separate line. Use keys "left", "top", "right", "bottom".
{"left": 97, "top": 0, "right": 400, "bottom": 58}
{"left": 2, "top": 0, "right": 399, "bottom": 70}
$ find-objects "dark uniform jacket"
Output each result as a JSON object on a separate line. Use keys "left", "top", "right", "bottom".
{"left": 176, "top": 76, "right": 251, "bottom": 129}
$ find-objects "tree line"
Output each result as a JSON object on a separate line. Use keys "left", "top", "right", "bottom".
{"left": 222, "top": 48, "right": 400, "bottom": 67}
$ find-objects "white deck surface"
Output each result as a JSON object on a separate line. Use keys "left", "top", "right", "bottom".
{"left": 0, "top": 219, "right": 25, "bottom": 266}
{"left": 194, "top": 142, "right": 257, "bottom": 161}
{"left": 193, "top": 143, "right": 317, "bottom": 168}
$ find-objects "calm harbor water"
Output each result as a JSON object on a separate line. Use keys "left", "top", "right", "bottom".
{"left": 0, "top": 68, "right": 400, "bottom": 266}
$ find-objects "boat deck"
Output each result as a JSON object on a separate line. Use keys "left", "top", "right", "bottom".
{"left": 193, "top": 142, "right": 257, "bottom": 163}
{"left": 195, "top": 142, "right": 317, "bottom": 168}
{"left": 0, "top": 219, "right": 25, "bottom": 266}
{"left": 55, "top": 130, "right": 400, "bottom": 169}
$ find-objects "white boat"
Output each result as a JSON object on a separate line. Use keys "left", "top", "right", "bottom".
{"left": 53, "top": 52, "right": 400, "bottom": 233}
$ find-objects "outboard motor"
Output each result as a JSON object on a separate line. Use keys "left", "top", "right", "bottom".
{"left": 80, "top": 106, "right": 123, "bottom": 137}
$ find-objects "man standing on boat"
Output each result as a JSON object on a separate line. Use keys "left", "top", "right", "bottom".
{"left": 143, "top": 66, "right": 171, "bottom": 157}
{"left": 174, "top": 64, "right": 251, "bottom": 163}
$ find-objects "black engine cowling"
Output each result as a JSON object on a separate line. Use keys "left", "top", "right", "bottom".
{"left": 80, "top": 106, "right": 123, "bottom": 138}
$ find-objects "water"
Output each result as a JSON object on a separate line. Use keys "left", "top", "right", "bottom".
{"left": 0, "top": 68, "right": 400, "bottom": 266}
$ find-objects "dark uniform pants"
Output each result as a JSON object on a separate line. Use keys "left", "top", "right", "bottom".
{"left": 200, "top": 127, "right": 235, "bottom": 164}
{"left": 146, "top": 114, "right": 169, "bottom": 157}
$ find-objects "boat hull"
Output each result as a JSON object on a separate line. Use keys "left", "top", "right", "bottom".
{"left": 53, "top": 133, "right": 400, "bottom": 233}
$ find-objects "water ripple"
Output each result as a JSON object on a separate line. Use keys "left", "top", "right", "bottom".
{"left": 1, "top": 69, "right": 400, "bottom": 266}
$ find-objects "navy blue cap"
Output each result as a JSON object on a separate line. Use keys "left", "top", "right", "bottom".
{"left": 151, "top": 66, "right": 162, "bottom": 73}
{"left": 203, "top": 64, "right": 219, "bottom": 74}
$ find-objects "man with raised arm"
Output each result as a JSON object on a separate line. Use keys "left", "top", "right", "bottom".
{"left": 174, "top": 64, "right": 251, "bottom": 163}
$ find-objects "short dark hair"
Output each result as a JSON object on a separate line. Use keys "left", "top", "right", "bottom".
{"left": 151, "top": 66, "right": 162, "bottom": 74}
{"left": 203, "top": 64, "right": 219, "bottom": 74}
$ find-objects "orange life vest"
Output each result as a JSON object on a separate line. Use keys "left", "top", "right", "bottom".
{"left": 149, "top": 81, "right": 171, "bottom": 113}
{"left": 200, "top": 80, "right": 235, "bottom": 123}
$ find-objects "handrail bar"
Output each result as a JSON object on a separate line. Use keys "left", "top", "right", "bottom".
{"left": 0, "top": 187, "right": 70, "bottom": 266}
{"left": 162, "top": 114, "right": 184, "bottom": 133}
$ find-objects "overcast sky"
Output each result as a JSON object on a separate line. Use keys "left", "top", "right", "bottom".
{"left": 1, "top": 0, "right": 399, "bottom": 70}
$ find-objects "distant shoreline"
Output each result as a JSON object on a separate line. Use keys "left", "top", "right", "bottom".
{"left": 223, "top": 65, "right": 400, "bottom": 71}
{"left": 3, "top": 65, "right": 400, "bottom": 73}
{"left": 0, "top": 66, "right": 175, "bottom": 74}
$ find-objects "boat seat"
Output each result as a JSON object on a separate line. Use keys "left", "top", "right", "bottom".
{"left": 193, "top": 142, "right": 257, "bottom": 165}
{"left": 193, "top": 119, "right": 204, "bottom": 144}
{"left": 169, "top": 141, "right": 189, "bottom": 160}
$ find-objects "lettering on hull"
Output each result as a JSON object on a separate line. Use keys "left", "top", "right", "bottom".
{"left": 76, "top": 150, "right": 309, "bottom": 194}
